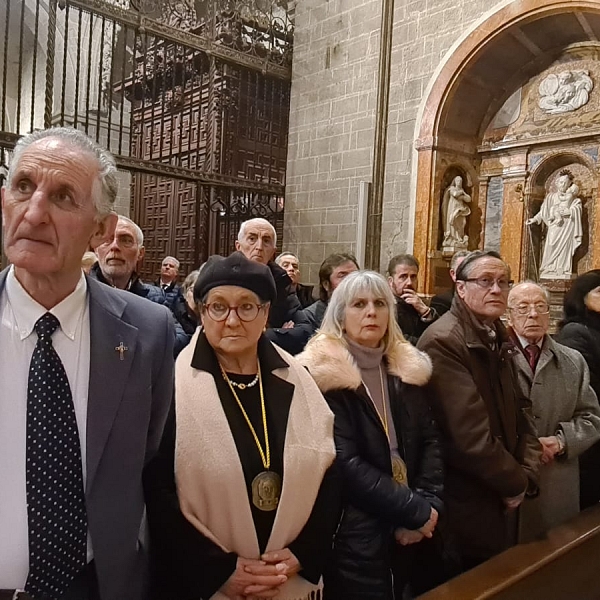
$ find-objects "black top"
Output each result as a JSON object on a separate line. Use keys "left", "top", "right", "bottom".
{"left": 215, "top": 366, "right": 290, "bottom": 553}
{"left": 143, "top": 332, "right": 341, "bottom": 600}
{"left": 430, "top": 288, "right": 454, "bottom": 317}
{"left": 395, "top": 301, "right": 432, "bottom": 345}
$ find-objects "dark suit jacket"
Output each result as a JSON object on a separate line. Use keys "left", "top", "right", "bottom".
{"left": 0, "top": 269, "right": 175, "bottom": 600}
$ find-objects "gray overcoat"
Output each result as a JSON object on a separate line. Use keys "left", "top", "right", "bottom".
{"left": 512, "top": 335, "right": 600, "bottom": 542}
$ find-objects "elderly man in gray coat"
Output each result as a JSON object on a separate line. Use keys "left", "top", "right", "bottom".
{"left": 507, "top": 281, "right": 600, "bottom": 542}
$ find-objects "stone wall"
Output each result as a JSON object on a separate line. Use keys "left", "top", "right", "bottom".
{"left": 284, "top": 0, "right": 495, "bottom": 284}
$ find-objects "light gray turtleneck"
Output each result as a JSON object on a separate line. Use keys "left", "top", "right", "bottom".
{"left": 345, "top": 336, "right": 400, "bottom": 455}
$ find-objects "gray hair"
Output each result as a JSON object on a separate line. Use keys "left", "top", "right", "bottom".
{"left": 455, "top": 250, "right": 509, "bottom": 281}
{"left": 275, "top": 252, "right": 298, "bottom": 266}
{"left": 450, "top": 250, "right": 470, "bottom": 271}
{"left": 81, "top": 251, "right": 98, "bottom": 268}
{"left": 508, "top": 280, "right": 551, "bottom": 305}
{"left": 318, "top": 270, "right": 407, "bottom": 354}
{"left": 238, "top": 218, "right": 277, "bottom": 247}
{"left": 117, "top": 215, "right": 144, "bottom": 246}
{"left": 182, "top": 269, "right": 200, "bottom": 296}
{"left": 162, "top": 256, "right": 180, "bottom": 269}
{"left": 6, "top": 127, "right": 118, "bottom": 217}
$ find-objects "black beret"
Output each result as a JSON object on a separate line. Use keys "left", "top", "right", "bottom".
{"left": 194, "top": 252, "right": 277, "bottom": 304}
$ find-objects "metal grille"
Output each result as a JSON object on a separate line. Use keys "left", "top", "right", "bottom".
{"left": 0, "top": 0, "right": 291, "bottom": 278}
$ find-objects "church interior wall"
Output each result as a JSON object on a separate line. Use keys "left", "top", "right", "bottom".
{"left": 284, "top": 0, "right": 496, "bottom": 282}
{"left": 410, "top": 0, "right": 600, "bottom": 300}
{"left": 284, "top": 0, "right": 382, "bottom": 283}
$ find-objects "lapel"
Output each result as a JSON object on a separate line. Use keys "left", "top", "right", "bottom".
{"left": 507, "top": 327, "right": 554, "bottom": 381}
{"left": 507, "top": 327, "right": 534, "bottom": 384}
{"left": 0, "top": 268, "right": 8, "bottom": 296}
{"left": 0, "top": 268, "right": 139, "bottom": 492}
{"left": 535, "top": 336, "right": 555, "bottom": 375}
{"left": 86, "top": 276, "right": 139, "bottom": 492}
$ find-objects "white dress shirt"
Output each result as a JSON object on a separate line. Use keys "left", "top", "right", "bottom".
{"left": 0, "top": 267, "right": 91, "bottom": 588}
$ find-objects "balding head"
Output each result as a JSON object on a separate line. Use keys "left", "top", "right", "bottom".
{"left": 508, "top": 282, "right": 551, "bottom": 344}
{"left": 235, "top": 218, "right": 277, "bottom": 265}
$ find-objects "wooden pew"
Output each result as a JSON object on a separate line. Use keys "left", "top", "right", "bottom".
{"left": 419, "top": 505, "right": 600, "bottom": 600}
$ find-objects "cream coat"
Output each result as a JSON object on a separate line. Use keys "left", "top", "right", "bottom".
{"left": 174, "top": 331, "right": 336, "bottom": 600}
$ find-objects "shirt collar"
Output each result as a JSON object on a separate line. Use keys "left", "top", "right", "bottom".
{"left": 6, "top": 266, "right": 88, "bottom": 341}
{"left": 516, "top": 333, "right": 543, "bottom": 350}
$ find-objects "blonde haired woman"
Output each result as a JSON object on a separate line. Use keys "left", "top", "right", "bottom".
{"left": 299, "top": 270, "right": 444, "bottom": 599}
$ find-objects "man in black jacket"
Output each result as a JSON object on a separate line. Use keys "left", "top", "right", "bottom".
{"left": 92, "top": 215, "right": 190, "bottom": 355}
{"left": 305, "top": 253, "right": 359, "bottom": 331}
{"left": 235, "top": 218, "right": 311, "bottom": 354}
{"left": 275, "top": 252, "right": 315, "bottom": 309}
{"left": 388, "top": 254, "right": 438, "bottom": 345}
{"left": 154, "top": 255, "right": 182, "bottom": 309}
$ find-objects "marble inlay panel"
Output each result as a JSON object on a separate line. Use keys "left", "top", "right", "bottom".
{"left": 484, "top": 176, "right": 504, "bottom": 252}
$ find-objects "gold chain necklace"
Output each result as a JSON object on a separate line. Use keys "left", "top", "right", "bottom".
{"left": 364, "top": 365, "right": 408, "bottom": 486}
{"left": 364, "top": 365, "right": 389, "bottom": 437}
{"left": 220, "top": 362, "right": 270, "bottom": 469}
{"left": 219, "top": 362, "right": 281, "bottom": 511}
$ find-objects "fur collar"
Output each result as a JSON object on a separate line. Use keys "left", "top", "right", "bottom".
{"left": 298, "top": 334, "right": 432, "bottom": 393}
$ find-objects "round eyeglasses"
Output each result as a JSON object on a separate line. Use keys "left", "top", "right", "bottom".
{"left": 203, "top": 302, "right": 266, "bottom": 322}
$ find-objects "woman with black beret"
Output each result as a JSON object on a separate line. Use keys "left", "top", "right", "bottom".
{"left": 144, "top": 252, "right": 339, "bottom": 600}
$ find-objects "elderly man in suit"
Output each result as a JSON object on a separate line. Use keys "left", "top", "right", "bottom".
{"left": 0, "top": 127, "right": 174, "bottom": 600}
{"left": 507, "top": 281, "right": 600, "bottom": 542}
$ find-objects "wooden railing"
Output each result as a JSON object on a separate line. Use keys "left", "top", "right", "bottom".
{"left": 420, "top": 504, "right": 600, "bottom": 600}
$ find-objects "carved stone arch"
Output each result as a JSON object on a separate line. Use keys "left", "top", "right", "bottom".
{"left": 411, "top": 0, "right": 600, "bottom": 293}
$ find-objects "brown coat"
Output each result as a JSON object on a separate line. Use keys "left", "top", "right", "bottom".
{"left": 417, "top": 297, "right": 541, "bottom": 564}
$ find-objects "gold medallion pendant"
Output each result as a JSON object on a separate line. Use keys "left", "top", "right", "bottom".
{"left": 220, "top": 363, "right": 282, "bottom": 513}
{"left": 252, "top": 470, "right": 282, "bottom": 512}
{"left": 392, "top": 455, "right": 408, "bottom": 486}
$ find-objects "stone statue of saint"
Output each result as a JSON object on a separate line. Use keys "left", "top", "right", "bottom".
{"left": 441, "top": 175, "right": 471, "bottom": 249}
{"left": 527, "top": 169, "right": 583, "bottom": 279}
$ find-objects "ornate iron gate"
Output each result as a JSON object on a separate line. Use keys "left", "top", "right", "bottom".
{"left": 0, "top": 0, "right": 292, "bottom": 278}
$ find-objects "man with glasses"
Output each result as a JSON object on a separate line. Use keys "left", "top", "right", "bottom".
{"left": 418, "top": 251, "right": 541, "bottom": 573}
{"left": 92, "top": 215, "right": 190, "bottom": 354}
{"left": 507, "top": 281, "right": 600, "bottom": 543}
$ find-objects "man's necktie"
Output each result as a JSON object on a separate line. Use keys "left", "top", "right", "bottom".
{"left": 25, "top": 313, "right": 87, "bottom": 600}
{"left": 524, "top": 344, "right": 541, "bottom": 372}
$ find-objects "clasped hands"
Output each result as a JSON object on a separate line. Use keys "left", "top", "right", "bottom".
{"left": 395, "top": 506, "right": 438, "bottom": 546}
{"left": 220, "top": 548, "right": 300, "bottom": 600}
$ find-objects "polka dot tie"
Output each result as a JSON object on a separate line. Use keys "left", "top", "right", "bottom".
{"left": 25, "top": 313, "right": 87, "bottom": 600}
